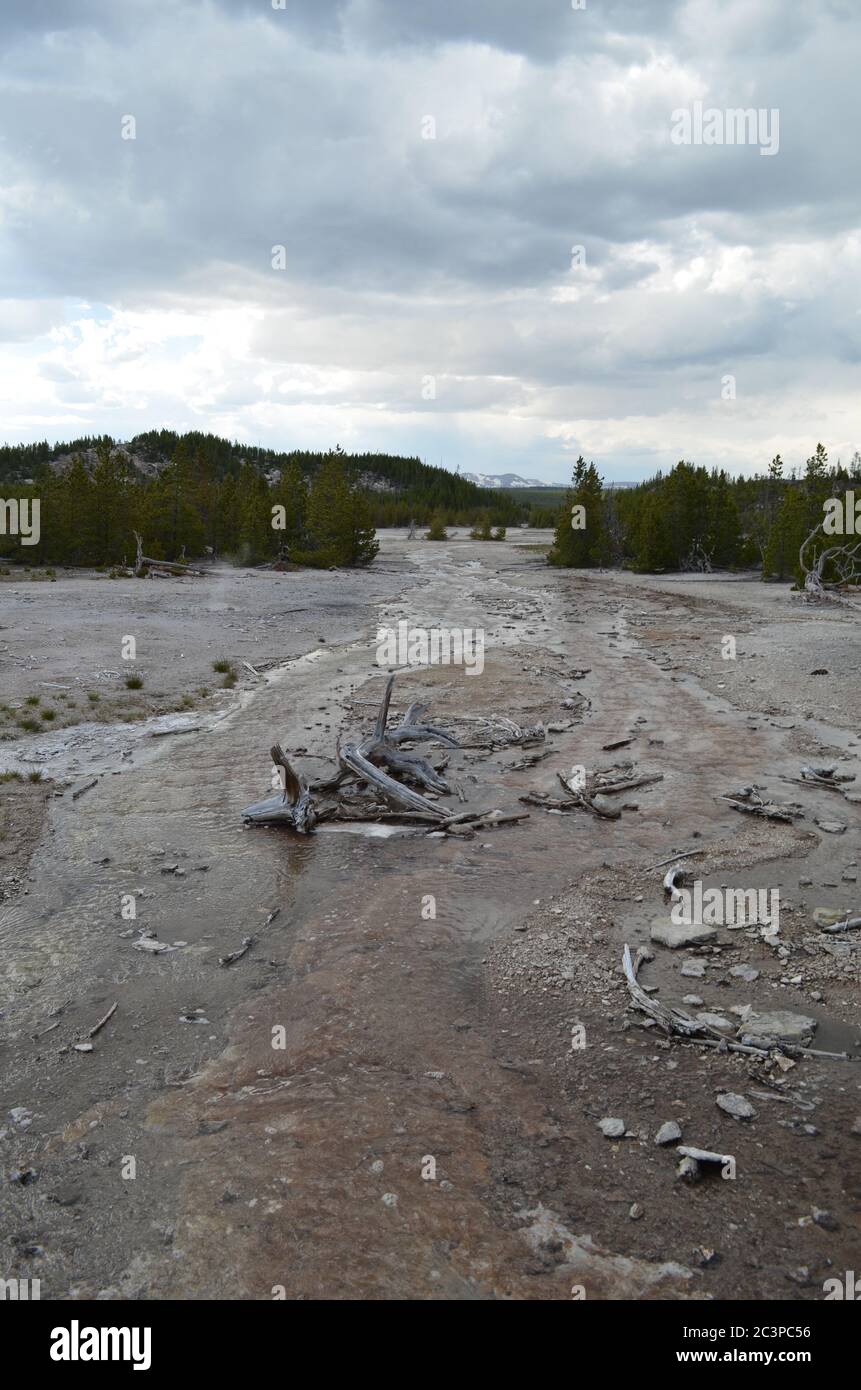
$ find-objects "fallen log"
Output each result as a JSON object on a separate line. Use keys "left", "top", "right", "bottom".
{"left": 339, "top": 744, "right": 448, "bottom": 819}
{"left": 219, "top": 935, "right": 253, "bottom": 967}
{"left": 133, "top": 532, "right": 206, "bottom": 577}
{"left": 821, "top": 914, "right": 861, "bottom": 934}
{"left": 720, "top": 786, "right": 803, "bottom": 822}
{"left": 621, "top": 944, "right": 724, "bottom": 1040}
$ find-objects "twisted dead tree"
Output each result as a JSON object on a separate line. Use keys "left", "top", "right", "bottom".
{"left": 242, "top": 746, "right": 317, "bottom": 831}
{"left": 799, "top": 520, "right": 861, "bottom": 604}
{"left": 679, "top": 539, "right": 714, "bottom": 574}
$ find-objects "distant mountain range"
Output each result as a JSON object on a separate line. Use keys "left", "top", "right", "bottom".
{"left": 460, "top": 471, "right": 553, "bottom": 488}
{"left": 460, "top": 470, "right": 633, "bottom": 490}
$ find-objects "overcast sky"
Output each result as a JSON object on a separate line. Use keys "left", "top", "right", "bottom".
{"left": 1, "top": 0, "right": 859, "bottom": 482}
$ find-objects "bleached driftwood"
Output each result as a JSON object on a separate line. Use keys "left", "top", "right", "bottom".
{"left": 521, "top": 761, "right": 663, "bottom": 821}
{"left": 720, "top": 785, "right": 803, "bottom": 823}
{"left": 622, "top": 945, "right": 724, "bottom": 1040}
{"left": 338, "top": 743, "right": 448, "bottom": 819}
{"left": 821, "top": 913, "right": 861, "bottom": 934}
{"left": 242, "top": 674, "right": 527, "bottom": 836}
{"left": 242, "top": 745, "right": 317, "bottom": 831}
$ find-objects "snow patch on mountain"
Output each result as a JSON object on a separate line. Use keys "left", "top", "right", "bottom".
{"left": 460, "top": 471, "right": 553, "bottom": 489}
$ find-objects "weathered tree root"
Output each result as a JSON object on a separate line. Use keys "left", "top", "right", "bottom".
{"left": 242, "top": 744, "right": 317, "bottom": 831}
{"left": 243, "top": 674, "right": 531, "bottom": 835}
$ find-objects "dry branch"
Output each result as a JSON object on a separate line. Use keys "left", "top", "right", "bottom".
{"left": 719, "top": 785, "right": 803, "bottom": 823}
{"left": 85, "top": 1002, "right": 118, "bottom": 1039}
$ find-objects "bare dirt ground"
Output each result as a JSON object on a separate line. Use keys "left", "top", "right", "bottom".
{"left": 0, "top": 532, "right": 858, "bottom": 1300}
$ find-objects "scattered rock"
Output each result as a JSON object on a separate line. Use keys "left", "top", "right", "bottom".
{"left": 716, "top": 1092, "right": 756, "bottom": 1121}
{"left": 133, "top": 935, "right": 177, "bottom": 955}
{"left": 693, "top": 1246, "right": 719, "bottom": 1267}
{"left": 730, "top": 964, "right": 759, "bottom": 983}
{"left": 696, "top": 1012, "right": 733, "bottom": 1030}
{"left": 48, "top": 1185, "right": 82, "bottom": 1207}
{"left": 677, "top": 1156, "right": 701, "bottom": 1183}
{"left": 655, "top": 1121, "right": 682, "bottom": 1146}
{"left": 741, "top": 1011, "right": 816, "bottom": 1046}
{"left": 651, "top": 918, "right": 717, "bottom": 949}
{"left": 598, "top": 1117, "right": 626, "bottom": 1139}
{"left": 813, "top": 907, "right": 848, "bottom": 927}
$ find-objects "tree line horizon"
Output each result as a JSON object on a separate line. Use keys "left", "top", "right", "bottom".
{"left": 1, "top": 430, "right": 858, "bottom": 583}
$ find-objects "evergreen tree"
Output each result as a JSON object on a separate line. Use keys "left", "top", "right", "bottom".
{"left": 56, "top": 454, "right": 96, "bottom": 564}
{"left": 90, "top": 441, "right": 131, "bottom": 565}
{"left": 706, "top": 471, "right": 741, "bottom": 567}
{"left": 631, "top": 489, "right": 674, "bottom": 571}
{"left": 548, "top": 458, "right": 607, "bottom": 566}
{"left": 270, "top": 461, "right": 307, "bottom": 554}
{"left": 215, "top": 474, "right": 240, "bottom": 556}
{"left": 304, "top": 453, "right": 378, "bottom": 565}
{"left": 805, "top": 442, "right": 828, "bottom": 489}
{"left": 237, "top": 462, "right": 273, "bottom": 564}
{"left": 763, "top": 485, "right": 808, "bottom": 581}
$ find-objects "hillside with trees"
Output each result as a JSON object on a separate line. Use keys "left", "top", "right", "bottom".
{"left": 0, "top": 433, "right": 521, "bottom": 568}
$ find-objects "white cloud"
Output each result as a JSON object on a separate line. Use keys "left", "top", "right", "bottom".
{"left": 0, "top": 0, "right": 859, "bottom": 478}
